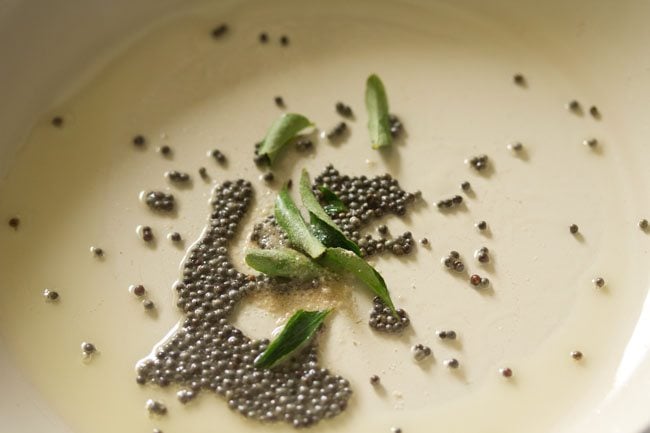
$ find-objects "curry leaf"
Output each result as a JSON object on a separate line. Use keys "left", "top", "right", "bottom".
{"left": 318, "top": 186, "right": 347, "bottom": 214}
{"left": 245, "top": 248, "right": 325, "bottom": 280}
{"left": 365, "top": 74, "right": 392, "bottom": 149}
{"left": 254, "top": 309, "right": 332, "bottom": 369}
{"left": 275, "top": 187, "right": 326, "bottom": 258}
{"left": 258, "top": 113, "right": 313, "bottom": 164}
{"left": 309, "top": 215, "right": 361, "bottom": 256}
{"left": 318, "top": 247, "right": 396, "bottom": 315}
{"left": 299, "top": 169, "right": 360, "bottom": 256}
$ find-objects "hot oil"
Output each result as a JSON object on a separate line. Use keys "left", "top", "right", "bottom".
{"left": 0, "top": 0, "right": 647, "bottom": 432}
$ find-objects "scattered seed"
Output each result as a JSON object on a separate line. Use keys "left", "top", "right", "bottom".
{"left": 43, "top": 289, "right": 59, "bottom": 301}
{"left": 143, "top": 299, "right": 155, "bottom": 310}
{"left": 81, "top": 342, "right": 96, "bottom": 355}
{"left": 132, "top": 135, "right": 146, "bottom": 147}
{"left": 480, "top": 277, "right": 490, "bottom": 288}
{"left": 153, "top": 429, "right": 163, "bottom": 433}
{"left": 258, "top": 32, "right": 268, "bottom": 43}
{"left": 198, "top": 167, "right": 208, "bottom": 179}
{"left": 391, "top": 428, "right": 402, "bottom": 433}
{"left": 567, "top": 100, "right": 581, "bottom": 113}
{"left": 211, "top": 149, "right": 227, "bottom": 164}
{"left": 475, "top": 246, "right": 490, "bottom": 263}
{"left": 51, "top": 116, "right": 64, "bottom": 127}
{"left": 335, "top": 102, "right": 353, "bottom": 118}
{"left": 280, "top": 35, "right": 289, "bottom": 46}
{"left": 169, "top": 232, "right": 182, "bottom": 242}
{"left": 370, "top": 375, "right": 380, "bottom": 385}
{"left": 571, "top": 350, "right": 583, "bottom": 360}
{"left": 419, "top": 238, "right": 429, "bottom": 246}
{"left": 177, "top": 389, "right": 196, "bottom": 404}
{"left": 513, "top": 74, "right": 525, "bottom": 86}
{"left": 589, "top": 105, "right": 600, "bottom": 119}
{"left": 145, "top": 399, "right": 167, "bottom": 415}
{"left": 412, "top": 344, "right": 432, "bottom": 361}
{"left": 442, "top": 251, "right": 464, "bottom": 272}
{"left": 583, "top": 138, "right": 598, "bottom": 148}
{"left": 476, "top": 220, "right": 488, "bottom": 231}
{"left": 470, "top": 274, "right": 481, "bottom": 286}
{"left": 165, "top": 170, "right": 191, "bottom": 183}
{"left": 593, "top": 277, "right": 605, "bottom": 288}
{"left": 507, "top": 142, "right": 523, "bottom": 152}
{"left": 460, "top": 181, "right": 471, "bottom": 191}
{"left": 569, "top": 224, "right": 579, "bottom": 234}
{"left": 132, "top": 285, "right": 146, "bottom": 297}
{"left": 211, "top": 24, "right": 228, "bottom": 39}
{"left": 326, "top": 122, "right": 348, "bottom": 141}
{"left": 262, "top": 172, "right": 274, "bottom": 183}
{"left": 378, "top": 225, "right": 388, "bottom": 235}
{"left": 140, "top": 226, "right": 154, "bottom": 242}
{"left": 444, "top": 358, "right": 459, "bottom": 369}
{"left": 639, "top": 219, "right": 648, "bottom": 230}
{"left": 90, "top": 246, "right": 104, "bottom": 257}
{"left": 274, "top": 96, "right": 285, "bottom": 108}
{"left": 8, "top": 217, "right": 20, "bottom": 229}
{"left": 437, "top": 330, "right": 457, "bottom": 340}
{"left": 158, "top": 145, "right": 172, "bottom": 156}
{"left": 295, "top": 138, "right": 313, "bottom": 151}
{"left": 436, "top": 195, "right": 463, "bottom": 211}
{"left": 499, "top": 367, "right": 513, "bottom": 378}
{"left": 465, "top": 154, "right": 489, "bottom": 172}
{"left": 144, "top": 191, "right": 175, "bottom": 212}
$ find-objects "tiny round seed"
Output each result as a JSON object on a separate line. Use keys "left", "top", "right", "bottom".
{"left": 280, "top": 35, "right": 289, "bottom": 46}
{"left": 370, "top": 375, "right": 380, "bottom": 385}
{"left": 583, "top": 138, "right": 598, "bottom": 148}
{"left": 499, "top": 367, "right": 513, "bottom": 378}
{"left": 571, "top": 350, "right": 583, "bottom": 360}
{"left": 391, "top": 428, "right": 402, "bottom": 433}
{"left": 258, "top": 32, "right": 268, "bottom": 43}
{"left": 639, "top": 219, "right": 648, "bottom": 230}
{"left": 262, "top": 172, "right": 274, "bottom": 183}
{"left": 589, "top": 106, "right": 600, "bottom": 118}
{"left": 158, "top": 145, "right": 171, "bottom": 156}
{"left": 507, "top": 142, "right": 523, "bottom": 152}
{"left": 81, "top": 342, "right": 96, "bottom": 354}
{"left": 444, "top": 358, "right": 459, "bottom": 369}
{"left": 43, "top": 289, "right": 59, "bottom": 301}
{"left": 132, "top": 285, "right": 146, "bottom": 297}
{"left": 198, "top": 167, "right": 208, "bottom": 179}
{"left": 132, "top": 135, "right": 145, "bottom": 147}
{"left": 460, "top": 181, "right": 471, "bottom": 191}
{"left": 51, "top": 116, "right": 64, "bottom": 127}
{"left": 211, "top": 24, "right": 228, "bottom": 39}
{"left": 470, "top": 274, "right": 481, "bottom": 286}
{"left": 274, "top": 96, "right": 284, "bottom": 107}
{"left": 476, "top": 220, "right": 487, "bottom": 231}
{"left": 8, "top": 217, "right": 20, "bottom": 229}
{"left": 419, "top": 238, "right": 429, "bottom": 246}
{"left": 480, "top": 277, "right": 490, "bottom": 288}
{"left": 143, "top": 299, "right": 155, "bottom": 310}
{"left": 567, "top": 100, "right": 581, "bottom": 112}
{"left": 569, "top": 224, "right": 579, "bottom": 234}
{"left": 169, "top": 232, "right": 182, "bottom": 242}
{"left": 513, "top": 74, "right": 525, "bottom": 86}
{"left": 140, "top": 226, "right": 154, "bottom": 242}
{"left": 90, "top": 246, "right": 103, "bottom": 257}
{"left": 593, "top": 277, "right": 605, "bottom": 288}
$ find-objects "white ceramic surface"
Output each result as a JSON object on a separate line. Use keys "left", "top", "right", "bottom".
{"left": 1, "top": 1, "right": 649, "bottom": 432}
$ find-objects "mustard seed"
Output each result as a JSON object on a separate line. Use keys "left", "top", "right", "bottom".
{"left": 8, "top": 217, "right": 19, "bottom": 229}
{"left": 571, "top": 350, "right": 583, "bottom": 360}
{"left": 499, "top": 367, "right": 512, "bottom": 378}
